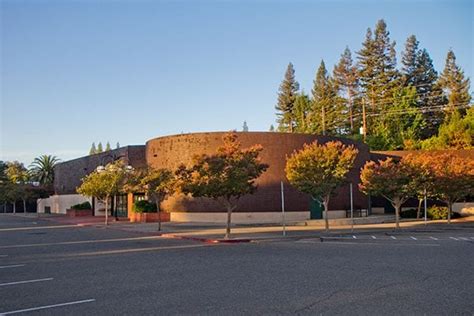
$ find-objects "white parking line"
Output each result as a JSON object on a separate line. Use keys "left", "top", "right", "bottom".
{"left": 352, "top": 235, "right": 357, "bottom": 239}
{"left": 450, "top": 237, "right": 459, "bottom": 241}
{"left": 0, "top": 264, "right": 25, "bottom": 269}
{"left": 458, "top": 237, "right": 469, "bottom": 241}
{"left": 0, "top": 278, "right": 53, "bottom": 287}
{"left": 430, "top": 237, "right": 438, "bottom": 240}
{"left": 391, "top": 236, "right": 397, "bottom": 240}
{"left": 471, "top": 237, "right": 474, "bottom": 240}
{"left": 0, "top": 299, "right": 96, "bottom": 315}
{"left": 371, "top": 236, "right": 376, "bottom": 239}
{"left": 410, "top": 236, "right": 417, "bottom": 240}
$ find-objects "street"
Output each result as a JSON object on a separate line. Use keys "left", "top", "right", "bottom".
{"left": 1, "top": 214, "right": 473, "bottom": 315}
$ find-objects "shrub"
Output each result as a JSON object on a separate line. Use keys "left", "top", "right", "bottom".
{"left": 70, "top": 201, "right": 92, "bottom": 210}
{"left": 426, "top": 206, "right": 461, "bottom": 220}
{"left": 400, "top": 208, "right": 418, "bottom": 218}
{"left": 133, "top": 200, "right": 157, "bottom": 213}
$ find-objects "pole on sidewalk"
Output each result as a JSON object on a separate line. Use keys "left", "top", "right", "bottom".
{"left": 350, "top": 182, "right": 354, "bottom": 233}
{"left": 281, "top": 181, "right": 286, "bottom": 237}
{"left": 424, "top": 188, "right": 427, "bottom": 225}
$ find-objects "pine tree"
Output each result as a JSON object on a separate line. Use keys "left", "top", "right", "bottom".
{"left": 293, "top": 92, "right": 312, "bottom": 133}
{"left": 89, "top": 142, "right": 97, "bottom": 155}
{"left": 309, "top": 60, "right": 343, "bottom": 135}
{"left": 97, "top": 142, "right": 103, "bottom": 153}
{"left": 438, "top": 49, "right": 471, "bottom": 117}
{"left": 357, "top": 20, "right": 400, "bottom": 134}
{"left": 242, "top": 121, "right": 249, "bottom": 132}
{"left": 276, "top": 63, "right": 299, "bottom": 132}
{"left": 105, "top": 142, "right": 111, "bottom": 151}
{"left": 401, "top": 36, "right": 445, "bottom": 138}
{"left": 401, "top": 35, "right": 419, "bottom": 86}
{"left": 116, "top": 142, "right": 120, "bottom": 149}
{"left": 269, "top": 125, "right": 275, "bottom": 132}
{"left": 333, "top": 47, "right": 360, "bottom": 134}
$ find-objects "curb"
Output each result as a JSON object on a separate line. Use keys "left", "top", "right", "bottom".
{"left": 159, "top": 233, "right": 251, "bottom": 244}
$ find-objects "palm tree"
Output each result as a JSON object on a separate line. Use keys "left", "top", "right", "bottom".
{"left": 29, "top": 155, "right": 60, "bottom": 185}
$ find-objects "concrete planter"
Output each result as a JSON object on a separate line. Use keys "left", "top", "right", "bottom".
{"left": 66, "top": 209, "right": 93, "bottom": 217}
{"left": 129, "top": 212, "right": 170, "bottom": 223}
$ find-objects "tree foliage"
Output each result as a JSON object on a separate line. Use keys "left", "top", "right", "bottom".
{"left": 286, "top": 141, "right": 358, "bottom": 230}
{"left": 29, "top": 155, "right": 59, "bottom": 185}
{"left": 276, "top": 63, "right": 299, "bottom": 132}
{"left": 359, "top": 158, "right": 415, "bottom": 228}
{"left": 176, "top": 133, "right": 268, "bottom": 238}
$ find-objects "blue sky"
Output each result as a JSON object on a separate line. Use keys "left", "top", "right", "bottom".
{"left": 1, "top": 0, "right": 473, "bottom": 165}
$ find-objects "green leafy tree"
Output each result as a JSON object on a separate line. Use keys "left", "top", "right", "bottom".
{"left": 276, "top": 63, "right": 299, "bottom": 132}
{"left": 333, "top": 47, "right": 360, "bottom": 134}
{"left": 309, "top": 60, "right": 344, "bottom": 135}
{"left": 293, "top": 92, "right": 312, "bottom": 133}
{"left": 29, "top": 155, "right": 60, "bottom": 185}
{"left": 77, "top": 161, "right": 127, "bottom": 225}
{"left": 285, "top": 141, "right": 358, "bottom": 231}
{"left": 438, "top": 50, "right": 471, "bottom": 117}
{"left": 89, "top": 143, "right": 97, "bottom": 155}
{"left": 6, "top": 161, "right": 28, "bottom": 184}
{"left": 360, "top": 158, "right": 415, "bottom": 229}
{"left": 127, "top": 168, "right": 175, "bottom": 231}
{"left": 176, "top": 133, "right": 268, "bottom": 239}
{"left": 421, "top": 108, "right": 473, "bottom": 149}
{"left": 97, "top": 142, "right": 104, "bottom": 153}
{"left": 105, "top": 142, "right": 111, "bottom": 151}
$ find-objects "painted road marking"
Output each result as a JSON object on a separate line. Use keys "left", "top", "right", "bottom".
{"left": 0, "top": 278, "right": 53, "bottom": 287}
{"left": 0, "top": 255, "right": 8, "bottom": 258}
{"left": 371, "top": 236, "right": 376, "bottom": 239}
{"left": 471, "top": 237, "right": 474, "bottom": 240}
{"left": 0, "top": 264, "right": 25, "bottom": 269}
{"left": 0, "top": 236, "right": 163, "bottom": 249}
{"left": 450, "top": 237, "right": 459, "bottom": 241}
{"left": 458, "top": 237, "right": 469, "bottom": 241}
{"left": 430, "top": 237, "right": 439, "bottom": 240}
{"left": 410, "top": 236, "right": 417, "bottom": 240}
{"left": 391, "top": 236, "right": 397, "bottom": 240}
{"left": 0, "top": 299, "right": 96, "bottom": 315}
{"left": 0, "top": 225, "right": 80, "bottom": 232}
{"left": 352, "top": 236, "right": 357, "bottom": 239}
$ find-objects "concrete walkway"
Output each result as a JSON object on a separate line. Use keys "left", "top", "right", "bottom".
{"left": 11, "top": 213, "right": 474, "bottom": 243}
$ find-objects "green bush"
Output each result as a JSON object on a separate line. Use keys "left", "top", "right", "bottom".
{"left": 400, "top": 208, "right": 418, "bottom": 218}
{"left": 133, "top": 200, "right": 157, "bottom": 213}
{"left": 426, "top": 206, "right": 461, "bottom": 220}
{"left": 70, "top": 201, "right": 92, "bottom": 210}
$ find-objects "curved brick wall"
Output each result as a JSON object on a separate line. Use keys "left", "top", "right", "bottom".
{"left": 146, "top": 132, "right": 371, "bottom": 213}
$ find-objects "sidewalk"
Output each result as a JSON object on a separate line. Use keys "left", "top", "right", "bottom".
{"left": 17, "top": 213, "right": 474, "bottom": 243}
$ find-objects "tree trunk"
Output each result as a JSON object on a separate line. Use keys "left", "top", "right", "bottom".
{"left": 105, "top": 197, "right": 109, "bottom": 226}
{"left": 394, "top": 202, "right": 401, "bottom": 229}
{"left": 22, "top": 199, "right": 27, "bottom": 213}
{"left": 225, "top": 204, "right": 233, "bottom": 239}
{"left": 447, "top": 201, "right": 452, "bottom": 224}
{"left": 156, "top": 200, "right": 162, "bottom": 232}
{"left": 323, "top": 195, "right": 330, "bottom": 232}
{"left": 416, "top": 198, "right": 423, "bottom": 219}
{"left": 13, "top": 202, "right": 16, "bottom": 214}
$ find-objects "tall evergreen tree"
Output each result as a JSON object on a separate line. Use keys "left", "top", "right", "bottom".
{"left": 309, "top": 60, "right": 343, "bottom": 135}
{"left": 242, "top": 121, "right": 249, "bottom": 132}
{"left": 357, "top": 20, "right": 400, "bottom": 134}
{"left": 438, "top": 49, "right": 471, "bottom": 117}
{"left": 333, "top": 46, "right": 360, "bottom": 134}
{"left": 97, "top": 142, "right": 103, "bottom": 153}
{"left": 269, "top": 125, "right": 275, "bottom": 132}
{"left": 401, "top": 36, "right": 445, "bottom": 138}
{"left": 89, "top": 142, "right": 97, "bottom": 155}
{"left": 105, "top": 142, "right": 111, "bottom": 151}
{"left": 293, "top": 92, "right": 312, "bottom": 133}
{"left": 116, "top": 142, "right": 120, "bottom": 149}
{"left": 276, "top": 63, "right": 299, "bottom": 132}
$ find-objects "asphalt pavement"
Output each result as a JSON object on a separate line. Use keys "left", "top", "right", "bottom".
{"left": 0, "top": 214, "right": 473, "bottom": 315}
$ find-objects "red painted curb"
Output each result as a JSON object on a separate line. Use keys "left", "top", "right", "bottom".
{"left": 159, "top": 233, "right": 251, "bottom": 244}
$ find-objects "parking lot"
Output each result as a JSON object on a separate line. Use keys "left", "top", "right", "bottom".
{"left": 1, "top": 214, "right": 473, "bottom": 315}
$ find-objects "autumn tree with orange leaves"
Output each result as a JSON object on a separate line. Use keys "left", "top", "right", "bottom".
{"left": 360, "top": 158, "right": 415, "bottom": 229}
